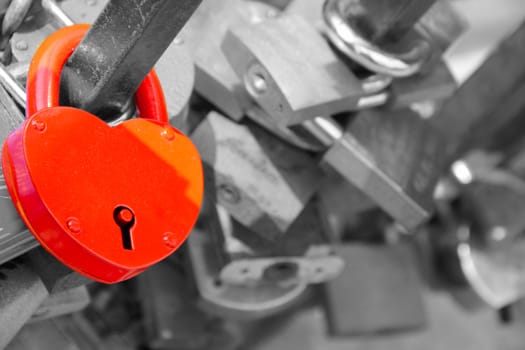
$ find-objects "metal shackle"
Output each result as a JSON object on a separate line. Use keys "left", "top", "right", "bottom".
{"left": 323, "top": 0, "right": 433, "bottom": 77}
{"left": 26, "top": 23, "right": 168, "bottom": 123}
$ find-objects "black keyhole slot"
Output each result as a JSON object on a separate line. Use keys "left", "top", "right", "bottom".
{"left": 113, "top": 206, "right": 136, "bottom": 250}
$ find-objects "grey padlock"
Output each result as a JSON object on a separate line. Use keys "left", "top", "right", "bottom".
{"left": 222, "top": 20, "right": 444, "bottom": 230}
{"left": 222, "top": 14, "right": 369, "bottom": 126}
{"left": 217, "top": 200, "right": 344, "bottom": 287}
{"left": 322, "top": 243, "right": 426, "bottom": 335}
{"left": 181, "top": 0, "right": 279, "bottom": 121}
{"left": 191, "top": 111, "right": 323, "bottom": 240}
{"left": 137, "top": 262, "right": 241, "bottom": 350}
{"left": 0, "top": 81, "right": 38, "bottom": 265}
{"left": 29, "top": 286, "right": 90, "bottom": 323}
{"left": 186, "top": 204, "right": 307, "bottom": 320}
{"left": 322, "top": 108, "right": 445, "bottom": 230}
{"left": 440, "top": 162, "right": 525, "bottom": 308}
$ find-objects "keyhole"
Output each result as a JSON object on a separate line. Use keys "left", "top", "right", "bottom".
{"left": 113, "top": 206, "right": 135, "bottom": 250}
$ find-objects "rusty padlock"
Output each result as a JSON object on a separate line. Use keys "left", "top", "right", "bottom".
{"left": 2, "top": 25, "right": 203, "bottom": 283}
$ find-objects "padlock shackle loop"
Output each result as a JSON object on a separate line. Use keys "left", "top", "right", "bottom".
{"left": 26, "top": 24, "right": 169, "bottom": 123}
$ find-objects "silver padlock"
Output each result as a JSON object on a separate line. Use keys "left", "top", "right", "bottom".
{"left": 222, "top": 14, "right": 378, "bottom": 126}
{"left": 321, "top": 108, "right": 445, "bottom": 230}
{"left": 217, "top": 201, "right": 344, "bottom": 287}
{"left": 0, "top": 68, "right": 37, "bottom": 264}
{"left": 222, "top": 19, "right": 444, "bottom": 230}
{"left": 186, "top": 203, "right": 308, "bottom": 319}
{"left": 181, "top": 0, "right": 279, "bottom": 121}
{"left": 437, "top": 158, "right": 525, "bottom": 308}
{"left": 191, "top": 111, "right": 323, "bottom": 240}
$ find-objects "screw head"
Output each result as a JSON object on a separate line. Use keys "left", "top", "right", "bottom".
{"left": 163, "top": 232, "right": 178, "bottom": 249}
{"left": 66, "top": 217, "right": 81, "bottom": 234}
{"left": 249, "top": 73, "right": 268, "bottom": 94}
{"left": 30, "top": 119, "right": 46, "bottom": 132}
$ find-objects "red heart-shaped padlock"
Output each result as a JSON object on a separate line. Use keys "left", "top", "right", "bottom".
{"left": 2, "top": 25, "right": 203, "bottom": 283}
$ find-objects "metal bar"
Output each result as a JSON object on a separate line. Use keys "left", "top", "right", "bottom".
{"left": 62, "top": 0, "right": 202, "bottom": 119}
{"left": 42, "top": 0, "right": 74, "bottom": 27}
{"left": 337, "top": 0, "right": 437, "bottom": 42}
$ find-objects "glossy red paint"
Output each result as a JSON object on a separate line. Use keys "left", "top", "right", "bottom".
{"left": 2, "top": 25, "right": 203, "bottom": 283}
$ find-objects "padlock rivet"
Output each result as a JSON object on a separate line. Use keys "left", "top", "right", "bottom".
{"left": 162, "top": 232, "right": 178, "bottom": 249}
{"left": 66, "top": 217, "right": 81, "bottom": 234}
{"left": 31, "top": 119, "right": 46, "bottom": 132}
{"left": 161, "top": 128, "right": 175, "bottom": 141}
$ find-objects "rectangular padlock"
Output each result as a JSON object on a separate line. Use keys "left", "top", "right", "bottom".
{"left": 460, "top": 171, "right": 525, "bottom": 248}
{"left": 284, "top": 0, "right": 324, "bottom": 27}
{"left": 217, "top": 199, "right": 344, "bottom": 287}
{"left": 186, "top": 205, "right": 309, "bottom": 320}
{"left": 322, "top": 243, "right": 426, "bottom": 335}
{"left": 0, "top": 259, "right": 48, "bottom": 349}
{"left": 388, "top": 60, "right": 457, "bottom": 110}
{"left": 154, "top": 38, "right": 195, "bottom": 122}
{"left": 29, "top": 286, "right": 90, "bottom": 323}
{"left": 26, "top": 247, "right": 90, "bottom": 294}
{"left": 181, "top": 0, "right": 279, "bottom": 121}
{"left": 317, "top": 169, "right": 377, "bottom": 241}
{"left": 443, "top": 167, "right": 525, "bottom": 308}
{"left": 137, "top": 262, "right": 216, "bottom": 349}
{"left": 191, "top": 111, "right": 323, "bottom": 241}
{"left": 245, "top": 105, "right": 326, "bottom": 153}
{"left": 0, "top": 83, "right": 39, "bottom": 265}
{"left": 222, "top": 14, "right": 366, "bottom": 126}
{"left": 430, "top": 20, "right": 525, "bottom": 165}
{"left": 186, "top": 179, "right": 338, "bottom": 311}
{"left": 321, "top": 108, "right": 446, "bottom": 230}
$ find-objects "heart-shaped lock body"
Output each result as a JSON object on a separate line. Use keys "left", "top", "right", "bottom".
{"left": 2, "top": 25, "right": 203, "bottom": 283}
